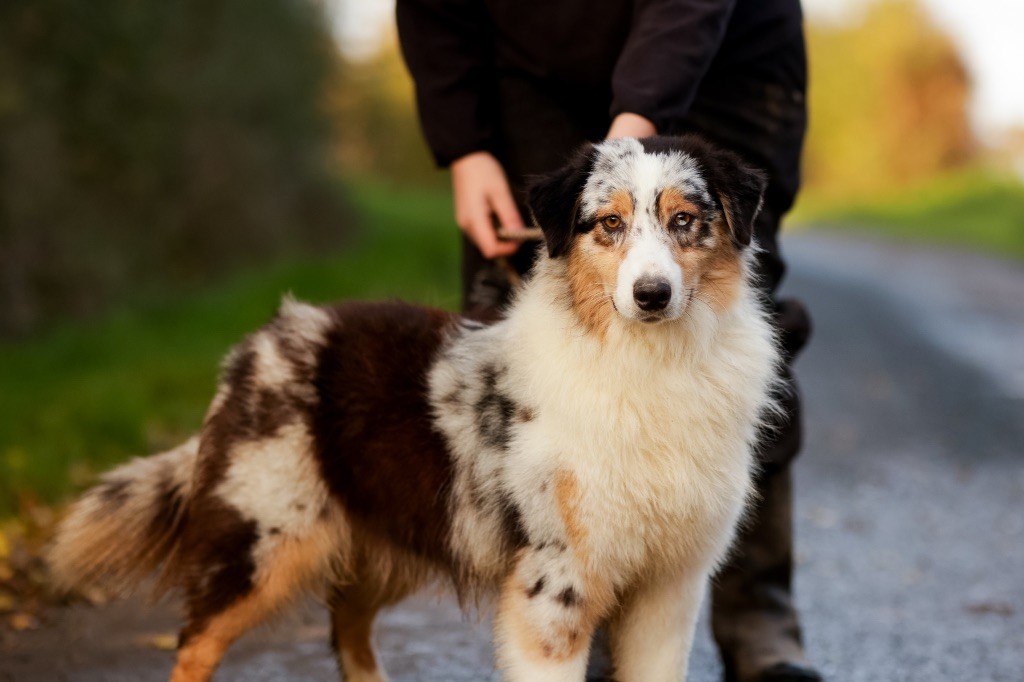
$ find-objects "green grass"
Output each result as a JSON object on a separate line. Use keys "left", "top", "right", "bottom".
{"left": 0, "top": 182, "right": 458, "bottom": 517}
{"left": 792, "top": 170, "right": 1024, "bottom": 260}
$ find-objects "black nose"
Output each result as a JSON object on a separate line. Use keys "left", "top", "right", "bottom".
{"left": 633, "top": 278, "right": 672, "bottom": 312}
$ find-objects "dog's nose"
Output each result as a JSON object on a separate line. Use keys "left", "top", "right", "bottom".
{"left": 633, "top": 277, "right": 672, "bottom": 312}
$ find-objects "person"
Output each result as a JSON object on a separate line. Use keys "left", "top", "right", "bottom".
{"left": 396, "top": 1, "right": 819, "bottom": 680}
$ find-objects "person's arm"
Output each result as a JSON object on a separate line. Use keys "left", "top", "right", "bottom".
{"left": 396, "top": 0, "right": 494, "bottom": 167}
{"left": 610, "top": 0, "right": 738, "bottom": 134}
{"left": 396, "top": 0, "right": 524, "bottom": 258}
{"left": 607, "top": 112, "right": 658, "bottom": 140}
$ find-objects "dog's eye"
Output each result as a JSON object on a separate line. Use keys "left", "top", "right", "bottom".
{"left": 673, "top": 212, "right": 695, "bottom": 229}
{"left": 602, "top": 215, "right": 623, "bottom": 231}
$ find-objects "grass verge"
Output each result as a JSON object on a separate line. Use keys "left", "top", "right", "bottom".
{"left": 0, "top": 182, "right": 458, "bottom": 517}
{"left": 791, "top": 170, "right": 1024, "bottom": 260}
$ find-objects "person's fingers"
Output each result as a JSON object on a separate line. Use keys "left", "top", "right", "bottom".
{"left": 474, "top": 219, "right": 519, "bottom": 258}
{"left": 490, "top": 182, "right": 525, "bottom": 232}
{"left": 450, "top": 151, "right": 521, "bottom": 259}
{"left": 453, "top": 189, "right": 481, "bottom": 235}
{"left": 485, "top": 185, "right": 530, "bottom": 255}
{"left": 464, "top": 203, "right": 518, "bottom": 259}
{"left": 606, "top": 112, "right": 657, "bottom": 139}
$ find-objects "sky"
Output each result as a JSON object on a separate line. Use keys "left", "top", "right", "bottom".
{"left": 329, "top": 0, "right": 1024, "bottom": 136}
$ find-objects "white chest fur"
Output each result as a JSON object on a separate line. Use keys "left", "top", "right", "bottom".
{"left": 429, "top": 270, "right": 779, "bottom": 587}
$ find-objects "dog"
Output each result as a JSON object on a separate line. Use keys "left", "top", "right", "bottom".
{"left": 49, "top": 134, "right": 780, "bottom": 682}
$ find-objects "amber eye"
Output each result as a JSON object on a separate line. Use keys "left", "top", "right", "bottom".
{"left": 602, "top": 215, "right": 623, "bottom": 231}
{"left": 673, "top": 212, "right": 694, "bottom": 229}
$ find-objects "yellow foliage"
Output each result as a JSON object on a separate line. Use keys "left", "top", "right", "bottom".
{"left": 804, "top": 0, "right": 976, "bottom": 200}
{"left": 324, "top": 33, "right": 442, "bottom": 186}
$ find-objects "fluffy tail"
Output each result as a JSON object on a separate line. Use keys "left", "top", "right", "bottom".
{"left": 48, "top": 437, "right": 199, "bottom": 597}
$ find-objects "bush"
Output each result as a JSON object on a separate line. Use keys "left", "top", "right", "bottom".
{"left": 0, "top": 0, "right": 351, "bottom": 337}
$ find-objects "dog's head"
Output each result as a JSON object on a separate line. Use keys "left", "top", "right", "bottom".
{"left": 528, "top": 135, "right": 766, "bottom": 330}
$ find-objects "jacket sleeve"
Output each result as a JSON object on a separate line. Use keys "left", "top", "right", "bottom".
{"left": 611, "top": 0, "right": 737, "bottom": 131}
{"left": 396, "top": 0, "right": 494, "bottom": 167}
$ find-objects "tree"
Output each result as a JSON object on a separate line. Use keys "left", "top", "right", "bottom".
{"left": 0, "top": 0, "right": 351, "bottom": 336}
{"left": 804, "top": 0, "right": 976, "bottom": 199}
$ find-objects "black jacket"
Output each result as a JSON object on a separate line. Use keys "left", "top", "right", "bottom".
{"left": 397, "top": 0, "right": 806, "bottom": 167}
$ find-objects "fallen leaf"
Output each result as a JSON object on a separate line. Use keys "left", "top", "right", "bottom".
{"left": 142, "top": 633, "right": 179, "bottom": 651}
{"left": 809, "top": 505, "right": 839, "bottom": 530}
{"left": 8, "top": 612, "right": 39, "bottom": 631}
{"left": 27, "top": 504, "right": 54, "bottom": 529}
{"left": 964, "top": 601, "right": 1014, "bottom": 617}
{"left": 79, "top": 586, "right": 110, "bottom": 606}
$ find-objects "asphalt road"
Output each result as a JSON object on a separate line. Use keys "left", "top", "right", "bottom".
{"left": 3, "top": 231, "right": 1023, "bottom": 681}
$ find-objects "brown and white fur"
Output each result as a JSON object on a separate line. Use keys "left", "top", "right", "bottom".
{"left": 49, "top": 135, "right": 779, "bottom": 682}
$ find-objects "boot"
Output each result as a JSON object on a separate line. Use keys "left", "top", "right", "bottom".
{"left": 712, "top": 299, "right": 821, "bottom": 682}
{"left": 712, "top": 467, "right": 820, "bottom": 682}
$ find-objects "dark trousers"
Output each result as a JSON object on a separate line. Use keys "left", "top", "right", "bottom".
{"left": 461, "top": 66, "right": 812, "bottom": 677}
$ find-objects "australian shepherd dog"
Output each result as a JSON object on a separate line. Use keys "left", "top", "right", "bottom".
{"left": 50, "top": 135, "right": 780, "bottom": 682}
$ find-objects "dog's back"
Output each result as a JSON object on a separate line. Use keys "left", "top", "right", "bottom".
{"left": 52, "top": 298, "right": 464, "bottom": 681}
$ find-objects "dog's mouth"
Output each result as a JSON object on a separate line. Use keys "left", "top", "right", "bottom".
{"left": 609, "top": 293, "right": 681, "bottom": 325}
{"left": 610, "top": 296, "right": 673, "bottom": 324}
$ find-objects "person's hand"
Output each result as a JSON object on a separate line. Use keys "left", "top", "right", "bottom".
{"left": 450, "top": 151, "right": 528, "bottom": 259}
{"left": 607, "top": 112, "right": 657, "bottom": 140}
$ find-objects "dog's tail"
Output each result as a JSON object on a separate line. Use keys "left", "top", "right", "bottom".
{"left": 48, "top": 437, "right": 199, "bottom": 597}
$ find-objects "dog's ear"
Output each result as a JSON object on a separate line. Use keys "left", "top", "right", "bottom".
{"left": 528, "top": 144, "right": 595, "bottom": 258}
{"left": 702, "top": 144, "right": 767, "bottom": 247}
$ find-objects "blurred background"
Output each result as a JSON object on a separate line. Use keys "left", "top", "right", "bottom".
{"left": 1, "top": 0, "right": 1022, "bottom": 677}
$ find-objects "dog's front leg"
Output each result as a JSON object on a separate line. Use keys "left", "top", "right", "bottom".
{"left": 608, "top": 569, "right": 708, "bottom": 682}
{"left": 493, "top": 546, "right": 611, "bottom": 682}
